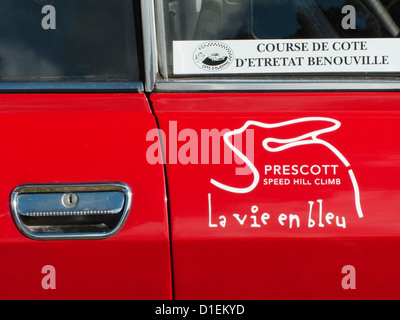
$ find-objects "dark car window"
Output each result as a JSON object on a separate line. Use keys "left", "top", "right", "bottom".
{"left": 192, "top": 0, "right": 398, "bottom": 40}
{"left": 0, "top": 0, "right": 141, "bottom": 82}
{"left": 165, "top": 0, "right": 400, "bottom": 76}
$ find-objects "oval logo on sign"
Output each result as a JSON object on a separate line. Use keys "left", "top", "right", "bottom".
{"left": 193, "top": 42, "right": 234, "bottom": 72}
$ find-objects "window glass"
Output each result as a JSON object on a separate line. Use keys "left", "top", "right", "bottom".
{"left": 0, "top": 0, "right": 141, "bottom": 82}
{"left": 165, "top": 0, "right": 400, "bottom": 76}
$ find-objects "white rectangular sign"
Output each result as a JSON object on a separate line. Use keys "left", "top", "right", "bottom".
{"left": 173, "top": 39, "right": 400, "bottom": 75}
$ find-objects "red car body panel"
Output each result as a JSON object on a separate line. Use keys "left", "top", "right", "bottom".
{"left": 151, "top": 92, "right": 400, "bottom": 299}
{"left": 0, "top": 94, "right": 172, "bottom": 299}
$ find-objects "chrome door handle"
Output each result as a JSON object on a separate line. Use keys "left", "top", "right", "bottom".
{"left": 11, "top": 183, "right": 132, "bottom": 240}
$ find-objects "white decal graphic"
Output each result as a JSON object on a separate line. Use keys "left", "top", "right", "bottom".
{"left": 210, "top": 117, "right": 364, "bottom": 219}
{"left": 208, "top": 194, "right": 348, "bottom": 229}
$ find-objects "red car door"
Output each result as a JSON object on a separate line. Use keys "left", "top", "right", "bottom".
{"left": 0, "top": 0, "right": 171, "bottom": 299}
{"left": 150, "top": 0, "right": 400, "bottom": 299}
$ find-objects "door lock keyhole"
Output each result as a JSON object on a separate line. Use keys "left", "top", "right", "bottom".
{"left": 62, "top": 193, "right": 79, "bottom": 208}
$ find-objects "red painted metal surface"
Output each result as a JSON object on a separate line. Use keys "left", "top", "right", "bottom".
{"left": 0, "top": 94, "right": 172, "bottom": 299}
{"left": 151, "top": 92, "right": 400, "bottom": 299}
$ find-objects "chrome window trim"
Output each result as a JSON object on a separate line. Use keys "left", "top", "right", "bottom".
{"left": 155, "top": 78, "right": 400, "bottom": 92}
{"left": 152, "top": 0, "right": 400, "bottom": 92}
{"left": 154, "top": 0, "right": 169, "bottom": 80}
{"left": 141, "top": 0, "right": 158, "bottom": 92}
{"left": 11, "top": 183, "right": 132, "bottom": 241}
{"left": 0, "top": 82, "right": 144, "bottom": 93}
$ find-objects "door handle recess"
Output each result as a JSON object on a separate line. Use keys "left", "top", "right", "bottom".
{"left": 11, "top": 183, "right": 132, "bottom": 240}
